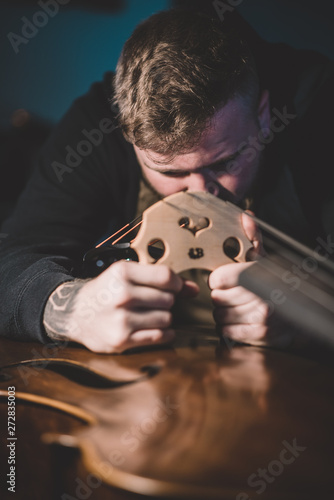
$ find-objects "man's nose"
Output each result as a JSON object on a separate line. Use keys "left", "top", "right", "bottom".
{"left": 186, "top": 172, "right": 210, "bottom": 191}
{"left": 185, "top": 171, "right": 234, "bottom": 201}
{"left": 186, "top": 171, "right": 221, "bottom": 195}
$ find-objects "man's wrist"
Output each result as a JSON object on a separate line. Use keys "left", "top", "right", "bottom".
{"left": 43, "top": 279, "right": 87, "bottom": 342}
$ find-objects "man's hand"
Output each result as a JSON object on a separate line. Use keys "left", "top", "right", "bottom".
{"left": 208, "top": 213, "right": 293, "bottom": 348}
{"left": 44, "top": 261, "right": 198, "bottom": 353}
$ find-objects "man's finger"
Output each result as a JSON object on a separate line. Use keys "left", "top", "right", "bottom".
{"left": 209, "top": 261, "right": 255, "bottom": 290}
{"left": 211, "top": 285, "right": 258, "bottom": 306}
{"left": 127, "top": 328, "right": 175, "bottom": 350}
{"left": 108, "top": 261, "right": 183, "bottom": 292}
{"left": 178, "top": 279, "right": 200, "bottom": 298}
{"left": 241, "top": 211, "right": 264, "bottom": 256}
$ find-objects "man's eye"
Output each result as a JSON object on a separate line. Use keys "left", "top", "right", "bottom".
{"left": 210, "top": 161, "right": 238, "bottom": 176}
{"left": 211, "top": 163, "right": 228, "bottom": 173}
{"left": 161, "top": 171, "right": 189, "bottom": 177}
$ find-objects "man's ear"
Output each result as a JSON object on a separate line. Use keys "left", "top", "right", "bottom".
{"left": 257, "top": 89, "right": 270, "bottom": 131}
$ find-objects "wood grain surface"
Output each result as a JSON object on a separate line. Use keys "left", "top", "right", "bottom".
{"left": 1, "top": 329, "right": 333, "bottom": 499}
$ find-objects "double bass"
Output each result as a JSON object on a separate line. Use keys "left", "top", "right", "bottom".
{"left": 1, "top": 191, "right": 334, "bottom": 500}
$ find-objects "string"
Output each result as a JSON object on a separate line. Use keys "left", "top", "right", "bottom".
{"left": 96, "top": 197, "right": 194, "bottom": 248}
{"left": 95, "top": 215, "right": 142, "bottom": 248}
{"left": 112, "top": 220, "right": 142, "bottom": 245}
{"left": 94, "top": 191, "right": 334, "bottom": 275}
{"left": 186, "top": 192, "right": 334, "bottom": 272}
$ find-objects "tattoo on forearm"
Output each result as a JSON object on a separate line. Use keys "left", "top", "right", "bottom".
{"left": 43, "top": 280, "right": 86, "bottom": 341}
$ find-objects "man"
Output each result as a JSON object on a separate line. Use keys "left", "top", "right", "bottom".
{"left": 0, "top": 10, "right": 333, "bottom": 353}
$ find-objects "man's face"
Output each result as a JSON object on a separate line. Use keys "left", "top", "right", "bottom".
{"left": 134, "top": 92, "right": 270, "bottom": 204}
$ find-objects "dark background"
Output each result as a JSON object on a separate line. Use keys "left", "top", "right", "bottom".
{"left": 1, "top": 0, "right": 334, "bottom": 224}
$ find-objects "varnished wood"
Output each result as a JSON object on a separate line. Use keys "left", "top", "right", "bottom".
{"left": 1, "top": 332, "right": 334, "bottom": 499}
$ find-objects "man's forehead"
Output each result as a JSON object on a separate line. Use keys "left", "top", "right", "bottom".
{"left": 136, "top": 145, "right": 243, "bottom": 174}
{"left": 135, "top": 97, "right": 253, "bottom": 169}
{"left": 138, "top": 142, "right": 222, "bottom": 166}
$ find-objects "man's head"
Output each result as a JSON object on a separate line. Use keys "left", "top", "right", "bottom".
{"left": 114, "top": 10, "right": 270, "bottom": 203}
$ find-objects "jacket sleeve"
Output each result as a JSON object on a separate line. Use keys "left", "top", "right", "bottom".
{"left": 0, "top": 76, "right": 139, "bottom": 343}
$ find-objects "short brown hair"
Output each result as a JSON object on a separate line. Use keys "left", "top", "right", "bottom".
{"left": 113, "top": 9, "right": 259, "bottom": 157}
